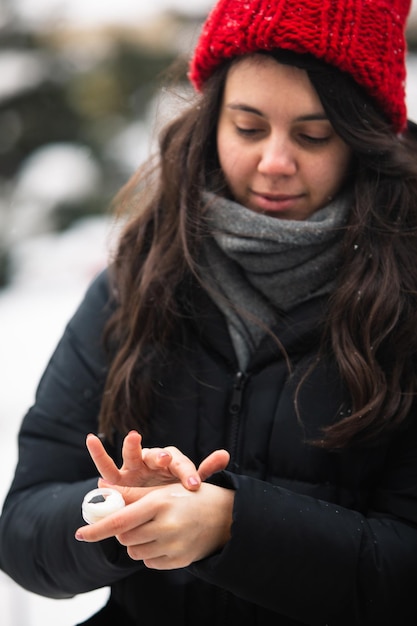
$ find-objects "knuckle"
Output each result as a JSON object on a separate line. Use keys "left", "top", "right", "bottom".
{"left": 116, "top": 532, "right": 129, "bottom": 547}
{"left": 127, "top": 546, "right": 141, "bottom": 561}
{"left": 127, "top": 546, "right": 143, "bottom": 561}
{"left": 164, "top": 446, "right": 180, "bottom": 457}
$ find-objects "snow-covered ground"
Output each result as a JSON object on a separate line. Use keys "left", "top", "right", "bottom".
{"left": 0, "top": 0, "right": 416, "bottom": 620}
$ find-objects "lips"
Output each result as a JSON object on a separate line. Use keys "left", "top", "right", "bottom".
{"left": 253, "top": 191, "right": 303, "bottom": 201}
{"left": 250, "top": 190, "right": 305, "bottom": 214}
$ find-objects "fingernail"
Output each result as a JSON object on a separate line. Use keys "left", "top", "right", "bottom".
{"left": 158, "top": 451, "right": 170, "bottom": 459}
{"left": 188, "top": 476, "right": 200, "bottom": 487}
{"left": 75, "top": 531, "right": 85, "bottom": 541}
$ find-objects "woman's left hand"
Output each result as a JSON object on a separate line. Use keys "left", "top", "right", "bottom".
{"left": 75, "top": 481, "right": 235, "bottom": 569}
{"left": 87, "top": 430, "right": 230, "bottom": 491}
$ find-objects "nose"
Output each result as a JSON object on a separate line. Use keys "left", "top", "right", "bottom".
{"left": 257, "top": 136, "right": 297, "bottom": 177}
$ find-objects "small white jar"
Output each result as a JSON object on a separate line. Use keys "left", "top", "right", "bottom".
{"left": 82, "top": 487, "right": 125, "bottom": 524}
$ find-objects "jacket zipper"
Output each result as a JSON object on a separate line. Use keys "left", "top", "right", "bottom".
{"left": 217, "top": 370, "right": 248, "bottom": 624}
{"left": 228, "top": 371, "right": 246, "bottom": 416}
{"left": 228, "top": 371, "right": 247, "bottom": 481}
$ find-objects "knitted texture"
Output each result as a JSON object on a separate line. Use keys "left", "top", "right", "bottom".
{"left": 189, "top": 0, "right": 411, "bottom": 132}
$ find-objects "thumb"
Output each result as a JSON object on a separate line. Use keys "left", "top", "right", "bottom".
{"left": 197, "top": 449, "right": 230, "bottom": 481}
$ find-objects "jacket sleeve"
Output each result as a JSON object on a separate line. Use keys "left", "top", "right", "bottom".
{"left": 0, "top": 270, "right": 142, "bottom": 598}
{"left": 189, "top": 422, "right": 417, "bottom": 625}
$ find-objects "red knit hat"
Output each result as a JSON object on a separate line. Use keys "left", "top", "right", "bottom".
{"left": 189, "top": 0, "right": 411, "bottom": 132}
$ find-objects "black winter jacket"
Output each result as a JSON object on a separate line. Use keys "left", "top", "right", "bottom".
{"left": 1, "top": 269, "right": 417, "bottom": 626}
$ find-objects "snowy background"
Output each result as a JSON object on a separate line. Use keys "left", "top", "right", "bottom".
{"left": 0, "top": 1, "right": 417, "bottom": 625}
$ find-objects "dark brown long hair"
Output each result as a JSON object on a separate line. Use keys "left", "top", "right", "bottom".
{"left": 98, "top": 50, "right": 417, "bottom": 448}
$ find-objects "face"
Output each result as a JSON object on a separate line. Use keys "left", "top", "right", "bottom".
{"left": 216, "top": 55, "right": 352, "bottom": 220}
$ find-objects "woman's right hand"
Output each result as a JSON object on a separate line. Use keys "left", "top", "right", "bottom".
{"left": 86, "top": 431, "right": 230, "bottom": 491}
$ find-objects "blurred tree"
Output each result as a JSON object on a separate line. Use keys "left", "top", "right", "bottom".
{"left": 0, "top": 12, "right": 186, "bottom": 286}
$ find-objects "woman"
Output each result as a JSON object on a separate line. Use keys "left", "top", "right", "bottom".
{"left": 1, "top": 0, "right": 417, "bottom": 624}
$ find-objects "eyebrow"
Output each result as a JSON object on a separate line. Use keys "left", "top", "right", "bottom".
{"left": 226, "top": 103, "right": 328, "bottom": 122}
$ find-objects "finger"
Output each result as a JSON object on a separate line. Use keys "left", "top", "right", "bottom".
{"left": 86, "top": 434, "right": 120, "bottom": 483}
{"left": 76, "top": 511, "right": 133, "bottom": 543}
{"left": 141, "top": 447, "right": 173, "bottom": 470}
{"left": 163, "top": 446, "right": 201, "bottom": 490}
{"left": 121, "top": 430, "right": 144, "bottom": 471}
{"left": 127, "top": 540, "right": 165, "bottom": 562}
{"left": 197, "top": 450, "right": 230, "bottom": 481}
{"left": 142, "top": 555, "right": 171, "bottom": 570}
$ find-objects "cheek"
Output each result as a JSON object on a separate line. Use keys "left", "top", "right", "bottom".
{"left": 318, "top": 150, "right": 351, "bottom": 193}
{"left": 217, "top": 135, "right": 231, "bottom": 177}
{"left": 331, "top": 146, "right": 352, "bottom": 183}
{"left": 218, "top": 141, "right": 247, "bottom": 184}
{"left": 217, "top": 124, "right": 235, "bottom": 174}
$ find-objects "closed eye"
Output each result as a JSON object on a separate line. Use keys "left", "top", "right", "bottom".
{"left": 299, "top": 134, "right": 331, "bottom": 145}
{"left": 236, "top": 126, "right": 263, "bottom": 137}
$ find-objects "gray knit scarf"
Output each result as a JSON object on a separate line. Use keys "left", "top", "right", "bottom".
{"left": 201, "top": 191, "right": 350, "bottom": 368}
